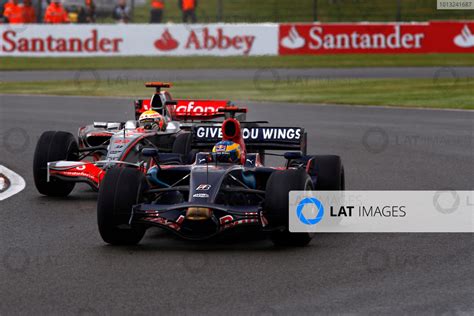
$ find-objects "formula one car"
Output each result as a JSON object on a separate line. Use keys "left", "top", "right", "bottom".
{"left": 97, "top": 108, "right": 344, "bottom": 247}
{"left": 33, "top": 82, "right": 235, "bottom": 197}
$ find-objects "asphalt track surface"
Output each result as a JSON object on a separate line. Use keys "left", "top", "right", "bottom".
{"left": 1, "top": 66, "right": 473, "bottom": 82}
{"left": 1, "top": 94, "right": 473, "bottom": 315}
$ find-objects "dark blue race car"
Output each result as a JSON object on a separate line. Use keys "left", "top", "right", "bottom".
{"left": 97, "top": 108, "right": 344, "bottom": 247}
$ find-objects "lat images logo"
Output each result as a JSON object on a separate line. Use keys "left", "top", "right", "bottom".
{"left": 454, "top": 25, "right": 474, "bottom": 48}
{"left": 154, "top": 29, "right": 179, "bottom": 51}
{"left": 296, "top": 197, "right": 324, "bottom": 225}
{"left": 280, "top": 26, "right": 306, "bottom": 49}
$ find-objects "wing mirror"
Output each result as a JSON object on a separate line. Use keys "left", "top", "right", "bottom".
{"left": 284, "top": 151, "right": 303, "bottom": 160}
{"left": 93, "top": 122, "right": 108, "bottom": 128}
{"left": 142, "top": 148, "right": 159, "bottom": 157}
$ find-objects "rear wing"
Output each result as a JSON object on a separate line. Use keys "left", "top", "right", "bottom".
{"left": 134, "top": 99, "right": 237, "bottom": 121}
{"left": 145, "top": 82, "right": 172, "bottom": 90}
{"left": 169, "top": 100, "right": 235, "bottom": 121}
{"left": 192, "top": 125, "right": 307, "bottom": 154}
{"left": 134, "top": 99, "right": 152, "bottom": 120}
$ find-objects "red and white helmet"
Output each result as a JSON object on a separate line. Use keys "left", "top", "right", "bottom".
{"left": 139, "top": 110, "right": 167, "bottom": 131}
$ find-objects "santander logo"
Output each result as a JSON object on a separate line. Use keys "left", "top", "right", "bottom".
{"left": 454, "top": 25, "right": 474, "bottom": 48}
{"left": 280, "top": 26, "right": 305, "bottom": 49}
{"left": 154, "top": 29, "right": 179, "bottom": 51}
{"left": 279, "top": 24, "right": 426, "bottom": 53}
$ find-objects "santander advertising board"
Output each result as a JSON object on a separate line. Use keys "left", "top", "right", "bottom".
{"left": 279, "top": 22, "right": 474, "bottom": 54}
{"left": 0, "top": 24, "right": 277, "bottom": 56}
{"left": 279, "top": 23, "right": 428, "bottom": 54}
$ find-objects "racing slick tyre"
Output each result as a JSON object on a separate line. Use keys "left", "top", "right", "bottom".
{"left": 33, "top": 131, "right": 79, "bottom": 197}
{"left": 310, "top": 155, "right": 345, "bottom": 190}
{"left": 264, "top": 169, "right": 313, "bottom": 247}
{"left": 308, "top": 155, "right": 345, "bottom": 226}
{"left": 97, "top": 167, "right": 147, "bottom": 245}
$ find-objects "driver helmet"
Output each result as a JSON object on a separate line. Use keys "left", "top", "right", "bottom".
{"left": 212, "top": 140, "right": 241, "bottom": 163}
{"left": 139, "top": 110, "right": 167, "bottom": 131}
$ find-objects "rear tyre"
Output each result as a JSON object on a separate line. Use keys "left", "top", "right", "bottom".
{"left": 33, "top": 131, "right": 79, "bottom": 196}
{"left": 264, "top": 169, "right": 313, "bottom": 247}
{"left": 308, "top": 155, "right": 345, "bottom": 226}
{"left": 97, "top": 167, "right": 147, "bottom": 245}
{"left": 309, "top": 155, "right": 344, "bottom": 190}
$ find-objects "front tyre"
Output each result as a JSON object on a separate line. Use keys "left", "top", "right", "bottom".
{"left": 97, "top": 167, "right": 147, "bottom": 245}
{"left": 264, "top": 169, "right": 313, "bottom": 247}
{"left": 33, "top": 131, "right": 79, "bottom": 196}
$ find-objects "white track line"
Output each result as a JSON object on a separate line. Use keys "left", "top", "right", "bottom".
{"left": 0, "top": 165, "right": 26, "bottom": 201}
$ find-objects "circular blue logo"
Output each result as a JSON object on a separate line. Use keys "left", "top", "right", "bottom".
{"left": 296, "top": 197, "right": 324, "bottom": 225}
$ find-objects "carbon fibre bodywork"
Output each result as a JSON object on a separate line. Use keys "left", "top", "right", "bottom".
{"left": 131, "top": 153, "right": 281, "bottom": 240}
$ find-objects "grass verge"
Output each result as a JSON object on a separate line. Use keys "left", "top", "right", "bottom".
{"left": 1, "top": 54, "right": 474, "bottom": 71}
{"left": 1, "top": 78, "right": 472, "bottom": 109}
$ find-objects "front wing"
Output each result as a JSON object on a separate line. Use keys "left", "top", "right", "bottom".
{"left": 132, "top": 202, "right": 267, "bottom": 240}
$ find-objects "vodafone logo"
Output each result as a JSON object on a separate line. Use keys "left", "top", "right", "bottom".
{"left": 175, "top": 101, "right": 224, "bottom": 116}
{"left": 280, "top": 26, "right": 305, "bottom": 49}
{"left": 454, "top": 25, "right": 474, "bottom": 48}
{"left": 154, "top": 29, "right": 179, "bottom": 51}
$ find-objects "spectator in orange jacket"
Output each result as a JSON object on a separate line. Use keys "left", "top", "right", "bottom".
{"left": 179, "top": 0, "right": 196, "bottom": 23}
{"left": 3, "top": 0, "right": 24, "bottom": 23}
{"left": 22, "top": 0, "right": 36, "bottom": 23}
{"left": 44, "top": 0, "right": 69, "bottom": 24}
{"left": 150, "top": 0, "right": 163, "bottom": 23}
{"left": 2, "top": 0, "right": 15, "bottom": 14}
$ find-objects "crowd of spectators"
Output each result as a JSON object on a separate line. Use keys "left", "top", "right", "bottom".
{"left": 0, "top": 0, "right": 198, "bottom": 24}
{"left": 0, "top": 0, "right": 95, "bottom": 23}
{"left": 2, "top": 0, "right": 37, "bottom": 23}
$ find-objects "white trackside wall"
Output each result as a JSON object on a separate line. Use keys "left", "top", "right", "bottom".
{"left": 0, "top": 24, "right": 279, "bottom": 56}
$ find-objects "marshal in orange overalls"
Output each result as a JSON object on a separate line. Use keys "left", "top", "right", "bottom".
{"left": 22, "top": 0, "right": 36, "bottom": 23}
{"left": 43, "top": 1, "right": 69, "bottom": 24}
{"left": 3, "top": 0, "right": 24, "bottom": 23}
{"left": 150, "top": 0, "right": 164, "bottom": 23}
{"left": 180, "top": 0, "right": 196, "bottom": 23}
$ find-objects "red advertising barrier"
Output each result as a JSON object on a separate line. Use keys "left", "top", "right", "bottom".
{"left": 1, "top": 21, "right": 471, "bottom": 56}
{"left": 428, "top": 21, "right": 474, "bottom": 53}
{"left": 279, "top": 21, "right": 474, "bottom": 54}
